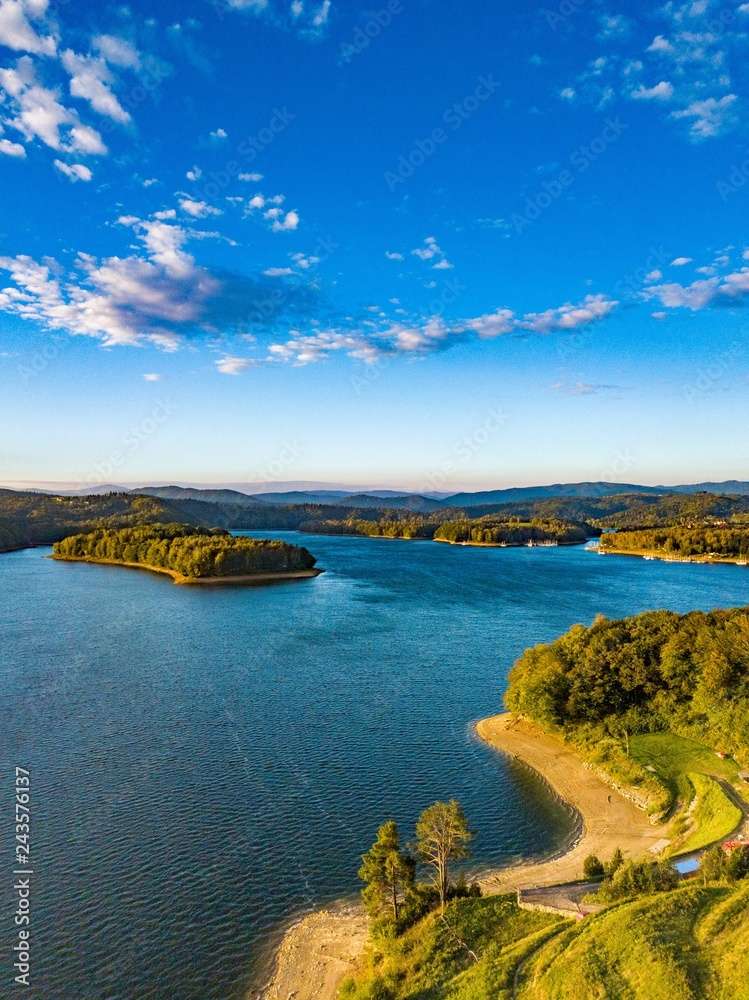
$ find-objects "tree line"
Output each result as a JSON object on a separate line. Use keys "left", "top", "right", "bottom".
{"left": 53, "top": 523, "right": 316, "bottom": 578}
{"left": 600, "top": 526, "right": 749, "bottom": 559}
{"left": 505, "top": 606, "right": 749, "bottom": 783}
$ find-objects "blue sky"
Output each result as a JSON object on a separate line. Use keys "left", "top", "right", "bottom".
{"left": 1, "top": 0, "right": 748, "bottom": 491}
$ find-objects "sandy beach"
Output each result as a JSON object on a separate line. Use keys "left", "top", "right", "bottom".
{"left": 259, "top": 712, "right": 670, "bottom": 1000}
{"left": 475, "top": 714, "right": 670, "bottom": 892}
{"left": 257, "top": 904, "right": 368, "bottom": 1000}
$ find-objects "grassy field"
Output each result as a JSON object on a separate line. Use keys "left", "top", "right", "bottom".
{"left": 629, "top": 733, "right": 743, "bottom": 854}
{"left": 340, "top": 886, "right": 749, "bottom": 999}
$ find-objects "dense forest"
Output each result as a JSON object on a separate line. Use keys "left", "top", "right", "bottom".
{"left": 600, "top": 526, "right": 749, "bottom": 560}
{"left": 505, "top": 607, "right": 749, "bottom": 795}
{"left": 434, "top": 517, "right": 591, "bottom": 546}
{"left": 299, "top": 516, "right": 439, "bottom": 539}
{"left": 53, "top": 523, "right": 317, "bottom": 578}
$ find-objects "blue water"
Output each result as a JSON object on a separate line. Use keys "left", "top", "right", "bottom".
{"left": 2, "top": 534, "right": 749, "bottom": 1000}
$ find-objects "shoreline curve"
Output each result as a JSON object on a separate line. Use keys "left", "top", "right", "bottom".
{"left": 256, "top": 712, "right": 670, "bottom": 1000}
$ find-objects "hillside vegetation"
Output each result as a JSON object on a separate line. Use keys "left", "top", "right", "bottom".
{"left": 53, "top": 523, "right": 316, "bottom": 579}
{"left": 340, "top": 885, "right": 749, "bottom": 999}
{"left": 505, "top": 607, "right": 749, "bottom": 816}
{"left": 600, "top": 525, "right": 749, "bottom": 561}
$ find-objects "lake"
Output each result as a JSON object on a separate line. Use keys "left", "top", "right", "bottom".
{"left": 2, "top": 533, "right": 749, "bottom": 999}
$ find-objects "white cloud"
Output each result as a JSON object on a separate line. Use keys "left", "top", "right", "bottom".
{"left": 464, "top": 309, "right": 515, "bottom": 339}
{"left": 647, "top": 35, "right": 674, "bottom": 54}
{"left": 238, "top": 172, "right": 263, "bottom": 182}
{"left": 53, "top": 158, "right": 92, "bottom": 182}
{"left": 645, "top": 269, "right": 663, "bottom": 282}
{"left": 0, "top": 56, "right": 107, "bottom": 154}
{"left": 186, "top": 165, "right": 202, "bottom": 181}
{"left": 644, "top": 277, "right": 718, "bottom": 310}
{"left": 143, "top": 177, "right": 158, "bottom": 187}
{"left": 216, "top": 355, "right": 254, "bottom": 374}
{"left": 142, "top": 372, "right": 161, "bottom": 381}
{"left": 671, "top": 94, "right": 738, "bottom": 139}
{"left": 93, "top": 34, "right": 140, "bottom": 69}
{"left": 0, "top": 219, "right": 218, "bottom": 350}
{"left": 179, "top": 197, "right": 222, "bottom": 219}
{"left": 210, "top": 127, "right": 228, "bottom": 139}
{"left": 0, "top": 136, "right": 25, "bottom": 156}
{"left": 0, "top": 0, "right": 56, "bottom": 56}
{"left": 432, "top": 259, "right": 454, "bottom": 271}
{"left": 560, "top": 86, "right": 576, "bottom": 101}
{"left": 518, "top": 294, "right": 618, "bottom": 333}
{"left": 631, "top": 80, "right": 674, "bottom": 101}
{"left": 61, "top": 49, "right": 130, "bottom": 123}
{"left": 670, "top": 256, "right": 692, "bottom": 266}
{"left": 153, "top": 208, "right": 177, "bottom": 220}
{"left": 263, "top": 266, "right": 294, "bottom": 277}
{"left": 271, "top": 209, "right": 299, "bottom": 232}
{"left": 291, "top": 252, "right": 319, "bottom": 270}
{"left": 385, "top": 251, "right": 404, "bottom": 261}
{"left": 411, "top": 236, "right": 453, "bottom": 270}
{"left": 267, "top": 292, "right": 618, "bottom": 366}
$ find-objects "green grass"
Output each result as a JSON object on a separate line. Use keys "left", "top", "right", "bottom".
{"left": 338, "top": 895, "right": 564, "bottom": 1000}
{"left": 629, "top": 733, "right": 742, "bottom": 853}
{"left": 516, "top": 885, "right": 724, "bottom": 1000}
{"left": 678, "top": 774, "right": 742, "bottom": 853}
{"left": 340, "top": 885, "right": 749, "bottom": 1000}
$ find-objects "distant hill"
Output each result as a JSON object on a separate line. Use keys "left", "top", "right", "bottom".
{"left": 443, "top": 481, "right": 749, "bottom": 507}
{"left": 138, "top": 485, "right": 270, "bottom": 506}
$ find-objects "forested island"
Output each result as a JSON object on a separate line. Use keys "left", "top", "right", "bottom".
{"left": 300, "top": 514, "right": 594, "bottom": 546}
{"left": 434, "top": 517, "right": 590, "bottom": 546}
{"left": 599, "top": 526, "right": 749, "bottom": 564}
{"left": 52, "top": 523, "right": 319, "bottom": 585}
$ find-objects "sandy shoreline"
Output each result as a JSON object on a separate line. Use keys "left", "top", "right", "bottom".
{"left": 258, "top": 712, "right": 670, "bottom": 1000}
{"left": 51, "top": 554, "right": 322, "bottom": 586}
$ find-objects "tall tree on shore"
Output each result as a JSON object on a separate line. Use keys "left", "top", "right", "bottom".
{"left": 358, "top": 820, "right": 415, "bottom": 924}
{"left": 415, "top": 800, "right": 472, "bottom": 913}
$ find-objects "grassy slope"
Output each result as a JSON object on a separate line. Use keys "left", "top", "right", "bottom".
{"left": 517, "top": 885, "right": 727, "bottom": 1000}
{"left": 629, "top": 733, "right": 742, "bottom": 853}
{"left": 339, "top": 896, "right": 564, "bottom": 1000}
{"left": 341, "top": 886, "right": 749, "bottom": 1000}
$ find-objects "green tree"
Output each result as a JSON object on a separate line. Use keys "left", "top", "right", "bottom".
{"left": 583, "top": 854, "right": 605, "bottom": 879}
{"left": 606, "top": 847, "right": 624, "bottom": 878}
{"left": 701, "top": 845, "right": 727, "bottom": 884}
{"left": 415, "top": 800, "right": 472, "bottom": 913}
{"left": 358, "top": 821, "right": 415, "bottom": 925}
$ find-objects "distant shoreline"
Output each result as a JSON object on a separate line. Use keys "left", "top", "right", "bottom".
{"left": 598, "top": 546, "right": 749, "bottom": 567}
{"left": 51, "top": 554, "right": 322, "bottom": 586}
